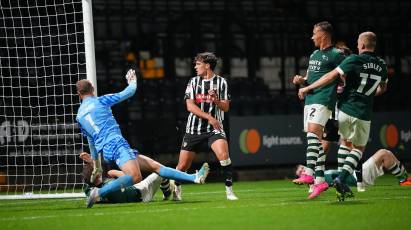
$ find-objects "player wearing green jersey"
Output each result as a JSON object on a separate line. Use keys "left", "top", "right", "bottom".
{"left": 82, "top": 158, "right": 163, "bottom": 203}
{"left": 80, "top": 152, "right": 208, "bottom": 204}
{"left": 298, "top": 32, "right": 388, "bottom": 201}
{"left": 292, "top": 21, "right": 345, "bottom": 199}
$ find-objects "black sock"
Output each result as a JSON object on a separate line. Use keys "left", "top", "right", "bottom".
{"left": 222, "top": 164, "right": 233, "bottom": 187}
{"left": 160, "top": 179, "right": 171, "bottom": 198}
{"left": 355, "top": 170, "right": 363, "bottom": 183}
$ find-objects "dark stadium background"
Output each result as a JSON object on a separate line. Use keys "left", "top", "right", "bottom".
{"left": 90, "top": 0, "right": 410, "bottom": 167}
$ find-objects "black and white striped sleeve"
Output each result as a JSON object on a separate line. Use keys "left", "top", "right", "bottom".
{"left": 184, "top": 78, "right": 195, "bottom": 100}
{"left": 220, "top": 78, "right": 230, "bottom": 101}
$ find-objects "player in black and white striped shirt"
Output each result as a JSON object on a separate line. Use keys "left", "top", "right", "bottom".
{"left": 173, "top": 52, "right": 238, "bottom": 201}
{"left": 184, "top": 69, "right": 229, "bottom": 135}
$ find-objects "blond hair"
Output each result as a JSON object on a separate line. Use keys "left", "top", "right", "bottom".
{"left": 359, "top": 31, "right": 377, "bottom": 49}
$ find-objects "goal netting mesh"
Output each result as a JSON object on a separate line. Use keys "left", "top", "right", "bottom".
{"left": 0, "top": 0, "right": 91, "bottom": 199}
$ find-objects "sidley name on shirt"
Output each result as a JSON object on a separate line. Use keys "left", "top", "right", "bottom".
{"left": 363, "top": 62, "right": 382, "bottom": 72}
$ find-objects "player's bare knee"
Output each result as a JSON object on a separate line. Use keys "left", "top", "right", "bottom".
{"left": 151, "top": 161, "right": 161, "bottom": 173}
{"left": 144, "top": 156, "right": 161, "bottom": 172}
{"left": 131, "top": 173, "right": 142, "bottom": 183}
{"left": 215, "top": 152, "right": 229, "bottom": 161}
{"left": 177, "top": 161, "right": 191, "bottom": 171}
{"left": 307, "top": 124, "right": 323, "bottom": 139}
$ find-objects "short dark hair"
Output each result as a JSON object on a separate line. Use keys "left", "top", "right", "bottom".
{"left": 314, "top": 21, "right": 333, "bottom": 37}
{"left": 82, "top": 162, "right": 96, "bottom": 186}
{"left": 194, "top": 52, "right": 218, "bottom": 70}
{"left": 76, "top": 79, "right": 93, "bottom": 96}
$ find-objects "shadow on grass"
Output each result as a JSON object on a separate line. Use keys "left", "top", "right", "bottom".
{"left": 329, "top": 200, "right": 370, "bottom": 205}
{"left": 76, "top": 199, "right": 211, "bottom": 210}
{"left": 155, "top": 200, "right": 211, "bottom": 206}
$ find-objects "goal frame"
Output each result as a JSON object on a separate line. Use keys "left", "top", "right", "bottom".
{"left": 0, "top": 0, "right": 96, "bottom": 200}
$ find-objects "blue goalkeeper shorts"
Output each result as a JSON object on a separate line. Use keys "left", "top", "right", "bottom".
{"left": 102, "top": 136, "right": 138, "bottom": 168}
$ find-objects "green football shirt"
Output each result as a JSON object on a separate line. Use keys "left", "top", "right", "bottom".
{"left": 336, "top": 51, "right": 388, "bottom": 120}
{"left": 84, "top": 179, "right": 142, "bottom": 203}
{"left": 324, "top": 169, "right": 357, "bottom": 187}
{"left": 305, "top": 47, "right": 346, "bottom": 110}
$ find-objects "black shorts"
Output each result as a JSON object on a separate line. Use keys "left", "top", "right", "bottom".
{"left": 322, "top": 119, "right": 340, "bottom": 142}
{"left": 181, "top": 132, "right": 226, "bottom": 152}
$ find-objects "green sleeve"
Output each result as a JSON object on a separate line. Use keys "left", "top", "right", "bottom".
{"left": 335, "top": 52, "right": 345, "bottom": 65}
{"left": 337, "top": 54, "right": 357, "bottom": 75}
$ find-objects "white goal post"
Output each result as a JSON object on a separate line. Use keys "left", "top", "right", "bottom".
{"left": 0, "top": 0, "right": 97, "bottom": 199}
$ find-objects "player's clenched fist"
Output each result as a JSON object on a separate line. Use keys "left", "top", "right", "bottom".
{"left": 292, "top": 75, "right": 306, "bottom": 85}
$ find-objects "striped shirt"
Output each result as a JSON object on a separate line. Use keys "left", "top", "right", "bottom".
{"left": 184, "top": 75, "right": 230, "bottom": 135}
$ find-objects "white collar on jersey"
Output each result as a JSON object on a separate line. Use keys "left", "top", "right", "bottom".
{"left": 201, "top": 74, "right": 217, "bottom": 81}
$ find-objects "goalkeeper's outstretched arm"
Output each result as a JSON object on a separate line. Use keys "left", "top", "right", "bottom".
{"left": 98, "top": 69, "right": 138, "bottom": 107}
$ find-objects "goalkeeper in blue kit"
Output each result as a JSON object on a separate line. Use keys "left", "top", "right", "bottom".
{"left": 76, "top": 69, "right": 208, "bottom": 208}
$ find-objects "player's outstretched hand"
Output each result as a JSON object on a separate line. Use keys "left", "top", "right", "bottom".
{"left": 79, "top": 152, "right": 92, "bottom": 163}
{"left": 125, "top": 69, "right": 137, "bottom": 85}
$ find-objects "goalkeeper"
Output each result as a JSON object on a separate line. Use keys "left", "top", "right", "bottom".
{"left": 76, "top": 69, "right": 208, "bottom": 208}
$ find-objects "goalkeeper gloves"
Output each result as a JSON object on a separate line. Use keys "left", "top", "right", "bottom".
{"left": 90, "top": 153, "right": 103, "bottom": 184}
{"left": 125, "top": 69, "right": 137, "bottom": 85}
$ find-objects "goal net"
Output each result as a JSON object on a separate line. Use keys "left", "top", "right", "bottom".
{"left": 0, "top": 0, "right": 96, "bottom": 199}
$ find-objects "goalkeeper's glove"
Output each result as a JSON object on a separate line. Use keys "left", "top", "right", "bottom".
{"left": 90, "top": 153, "right": 103, "bottom": 184}
{"left": 125, "top": 69, "right": 137, "bottom": 85}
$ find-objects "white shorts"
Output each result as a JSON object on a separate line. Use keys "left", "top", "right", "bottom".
{"left": 362, "top": 156, "right": 384, "bottom": 186}
{"left": 338, "top": 111, "right": 371, "bottom": 146}
{"left": 303, "top": 104, "right": 332, "bottom": 132}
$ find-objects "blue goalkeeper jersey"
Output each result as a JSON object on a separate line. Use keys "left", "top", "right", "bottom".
{"left": 76, "top": 83, "right": 137, "bottom": 160}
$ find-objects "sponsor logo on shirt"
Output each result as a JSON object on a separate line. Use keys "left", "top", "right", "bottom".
{"left": 195, "top": 94, "right": 213, "bottom": 104}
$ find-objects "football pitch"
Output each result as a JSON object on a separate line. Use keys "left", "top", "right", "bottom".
{"left": 1, "top": 176, "right": 410, "bottom": 230}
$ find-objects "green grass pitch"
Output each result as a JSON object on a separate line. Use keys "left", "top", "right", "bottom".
{"left": 1, "top": 176, "right": 410, "bottom": 230}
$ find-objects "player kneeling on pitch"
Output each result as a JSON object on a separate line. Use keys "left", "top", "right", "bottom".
{"left": 295, "top": 149, "right": 411, "bottom": 198}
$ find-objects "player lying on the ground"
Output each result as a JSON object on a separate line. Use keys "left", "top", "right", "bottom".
{"left": 80, "top": 151, "right": 209, "bottom": 203}
{"left": 82, "top": 160, "right": 165, "bottom": 203}
{"left": 295, "top": 149, "right": 411, "bottom": 194}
